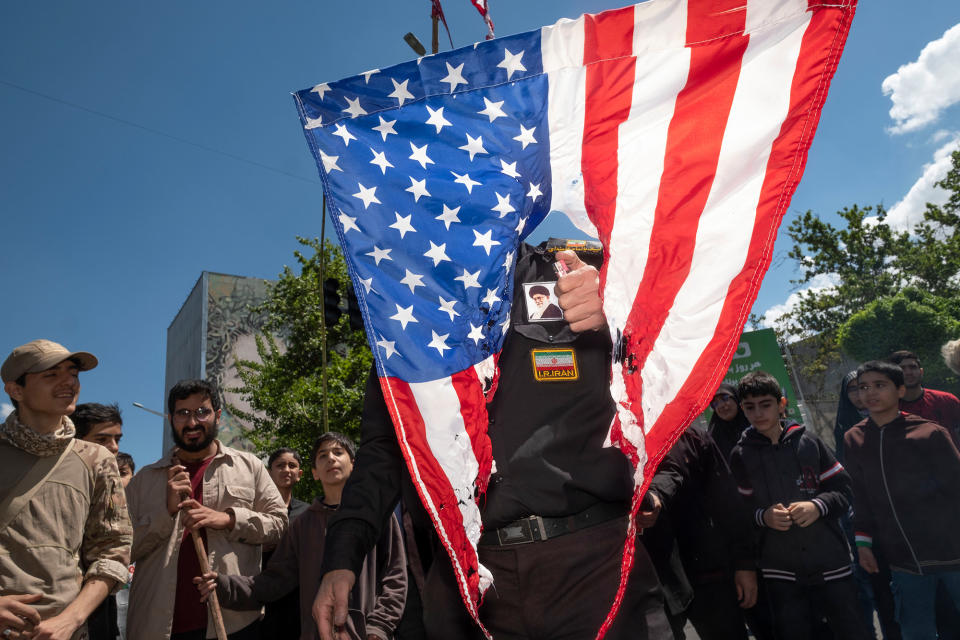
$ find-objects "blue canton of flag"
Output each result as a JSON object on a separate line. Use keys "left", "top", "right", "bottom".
{"left": 294, "top": 30, "right": 549, "bottom": 382}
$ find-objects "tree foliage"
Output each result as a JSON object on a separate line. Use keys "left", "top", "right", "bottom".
{"left": 778, "top": 150, "right": 960, "bottom": 378}
{"left": 229, "top": 236, "right": 372, "bottom": 500}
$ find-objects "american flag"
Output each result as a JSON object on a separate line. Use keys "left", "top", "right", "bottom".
{"left": 293, "top": 0, "right": 855, "bottom": 636}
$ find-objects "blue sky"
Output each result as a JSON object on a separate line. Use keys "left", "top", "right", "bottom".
{"left": 2, "top": 1, "right": 958, "bottom": 470}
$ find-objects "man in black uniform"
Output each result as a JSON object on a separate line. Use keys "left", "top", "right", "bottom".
{"left": 314, "top": 241, "right": 670, "bottom": 640}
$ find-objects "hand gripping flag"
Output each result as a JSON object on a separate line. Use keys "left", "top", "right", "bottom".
{"left": 293, "top": 0, "right": 856, "bottom": 636}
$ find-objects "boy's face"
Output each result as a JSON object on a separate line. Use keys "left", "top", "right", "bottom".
{"left": 898, "top": 358, "right": 923, "bottom": 389}
{"left": 312, "top": 440, "right": 354, "bottom": 487}
{"left": 83, "top": 421, "right": 123, "bottom": 456}
{"left": 118, "top": 464, "right": 134, "bottom": 488}
{"left": 740, "top": 393, "right": 786, "bottom": 437}
{"left": 858, "top": 371, "right": 905, "bottom": 415}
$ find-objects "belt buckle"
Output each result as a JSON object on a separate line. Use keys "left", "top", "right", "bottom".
{"left": 496, "top": 515, "right": 548, "bottom": 545}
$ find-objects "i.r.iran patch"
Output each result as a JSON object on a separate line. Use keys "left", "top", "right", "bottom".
{"left": 531, "top": 348, "right": 578, "bottom": 382}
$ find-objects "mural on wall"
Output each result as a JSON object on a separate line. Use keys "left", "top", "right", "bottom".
{"left": 205, "top": 273, "right": 271, "bottom": 451}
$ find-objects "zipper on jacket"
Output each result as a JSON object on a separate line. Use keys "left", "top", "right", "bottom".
{"left": 880, "top": 427, "right": 922, "bottom": 574}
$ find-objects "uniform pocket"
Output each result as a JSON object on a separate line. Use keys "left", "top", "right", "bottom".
{"left": 221, "top": 484, "right": 254, "bottom": 508}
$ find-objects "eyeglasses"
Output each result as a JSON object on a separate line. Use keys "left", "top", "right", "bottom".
{"left": 172, "top": 407, "right": 216, "bottom": 423}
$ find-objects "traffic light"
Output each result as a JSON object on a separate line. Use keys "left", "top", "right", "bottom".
{"left": 346, "top": 286, "right": 365, "bottom": 332}
{"left": 322, "top": 278, "right": 342, "bottom": 327}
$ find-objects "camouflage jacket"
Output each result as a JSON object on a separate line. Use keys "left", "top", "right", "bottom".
{"left": 0, "top": 413, "right": 133, "bottom": 619}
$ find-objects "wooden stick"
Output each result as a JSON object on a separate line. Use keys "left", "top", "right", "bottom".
{"left": 175, "top": 454, "right": 229, "bottom": 640}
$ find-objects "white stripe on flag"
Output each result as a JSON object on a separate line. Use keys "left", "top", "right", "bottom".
{"left": 542, "top": 14, "right": 591, "bottom": 236}
{"left": 640, "top": 4, "right": 811, "bottom": 431}
{"left": 408, "top": 378, "right": 484, "bottom": 545}
{"left": 606, "top": 1, "right": 689, "bottom": 451}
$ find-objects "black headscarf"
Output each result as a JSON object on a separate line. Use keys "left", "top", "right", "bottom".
{"left": 707, "top": 383, "right": 751, "bottom": 463}
{"left": 834, "top": 370, "right": 867, "bottom": 464}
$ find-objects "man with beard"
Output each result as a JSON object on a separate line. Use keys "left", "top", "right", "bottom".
{"left": 126, "top": 380, "right": 287, "bottom": 640}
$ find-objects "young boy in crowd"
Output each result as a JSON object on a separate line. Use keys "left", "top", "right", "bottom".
{"left": 116, "top": 452, "right": 135, "bottom": 488}
{"left": 194, "top": 433, "right": 407, "bottom": 640}
{"left": 729, "top": 371, "right": 868, "bottom": 640}
{"left": 844, "top": 360, "right": 960, "bottom": 639}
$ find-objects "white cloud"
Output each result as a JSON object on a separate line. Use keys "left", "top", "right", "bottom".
{"left": 761, "top": 273, "right": 840, "bottom": 339}
{"left": 0, "top": 403, "right": 12, "bottom": 421}
{"left": 886, "top": 133, "right": 960, "bottom": 230}
{"left": 882, "top": 23, "right": 960, "bottom": 134}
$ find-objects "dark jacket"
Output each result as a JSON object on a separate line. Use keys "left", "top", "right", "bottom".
{"left": 844, "top": 412, "right": 960, "bottom": 575}
{"left": 644, "top": 425, "right": 755, "bottom": 613}
{"left": 707, "top": 383, "right": 751, "bottom": 463}
{"left": 217, "top": 499, "right": 407, "bottom": 640}
{"left": 730, "top": 422, "right": 853, "bottom": 584}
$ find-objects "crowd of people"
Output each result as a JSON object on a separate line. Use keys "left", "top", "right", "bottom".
{"left": 3, "top": 247, "right": 960, "bottom": 640}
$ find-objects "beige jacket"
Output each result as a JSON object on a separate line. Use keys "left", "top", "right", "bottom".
{"left": 126, "top": 442, "right": 287, "bottom": 640}
{"left": 0, "top": 413, "right": 132, "bottom": 635}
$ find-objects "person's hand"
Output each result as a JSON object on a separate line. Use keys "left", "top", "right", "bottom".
{"left": 315, "top": 569, "right": 356, "bottom": 640}
{"left": 762, "top": 503, "right": 792, "bottom": 531}
{"left": 733, "top": 570, "right": 758, "bottom": 609}
{"left": 27, "top": 611, "right": 81, "bottom": 640}
{"left": 179, "top": 499, "right": 234, "bottom": 531}
{"left": 192, "top": 571, "right": 219, "bottom": 603}
{"left": 858, "top": 546, "right": 879, "bottom": 574}
{"left": 636, "top": 492, "right": 662, "bottom": 529}
{"left": 787, "top": 501, "right": 820, "bottom": 528}
{"left": 167, "top": 464, "right": 191, "bottom": 516}
{"left": 553, "top": 250, "right": 605, "bottom": 332}
{"left": 0, "top": 594, "right": 41, "bottom": 639}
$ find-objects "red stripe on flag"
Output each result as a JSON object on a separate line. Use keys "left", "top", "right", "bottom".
{"left": 621, "top": 0, "right": 748, "bottom": 446}
{"left": 581, "top": 5, "right": 636, "bottom": 253}
{"left": 450, "top": 368, "right": 494, "bottom": 493}
{"left": 640, "top": 2, "right": 856, "bottom": 466}
{"left": 379, "top": 377, "right": 484, "bottom": 626}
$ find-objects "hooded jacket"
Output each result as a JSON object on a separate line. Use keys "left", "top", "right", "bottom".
{"left": 730, "top": 422, "right": 853, "bottom": 584}
{"left": 844, "top": 412, "right": 960, "bottom": 575}
{"left": 834, "top": 371, "right": 868, "bottom": 464}
{"left": 707, "top": 383, "right": 751, "bottom": 463}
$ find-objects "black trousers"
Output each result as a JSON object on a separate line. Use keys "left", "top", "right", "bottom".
{"left": 423, "top": 516, "right": 672, "bottom": 640}
{"left": 765, "top": 577, "right": 872, "bottom": 640}
{"left": 667, "top": 577, "right": 748, "bottom": 640}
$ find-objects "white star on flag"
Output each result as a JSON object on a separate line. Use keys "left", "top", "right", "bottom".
{"left": 304, "top": 116, "right": 323, "bottom": 130}
{"left": 428, "top": 330, "right": 451, "bottom": 355}
{"left": 497, "top": 48, "right": 526, "bottom": 79}
{"left": 353, "top": 183, "right": 381, "bottom": 209}
{"left": 339, "top": 213, "right": 359, "bottom": 234}
{"left": 319, "top": 151, "right": 342, "bottom": 173}
{"left": 435, "top": 204, "right": 461, "bottom": 230}
{"left": 526, "top": 182, "right": 543, "bottom": 201}
{"left": 452, "top": 171, "right": 481, "bottom": 194}
{"left": 389, "top": 304, "right": 417, "bottom": 330}
{"left": 425, "top": 106, "right": 453, "bottom": 133}
{"left": 359, "top": 277, "right": 375, "bottom": 294}
{"left": 499, "top": 160, "right": 520, "bottom": 179}
{"left": 437, "top": 296, "right": 460, "bottom": 321}
{"left": 481, "top": 288, "right": 500, "bottom": 307}
{"left": 406, "top": 177, "right": 430, "bottom": 202}
{"left": 342, "top": 97, "right": 368, "bottom": 119}
{"left": 310, "top": 83, "right": 330, "bottom": 99}
{"left": 373, "top": 117, "right": 398, "bottom": 141}
{"left": 399, "top": 269, "right": 425, "bottom": 293}
{"left": 478, "top": 98, "right": 507, "bottom": 123}
{"left": 389, "top": 212, "right": 417, "bottom": 238}
{"left": 454, "top": 269, "right": 481, "bottom": 290}
{"left": 440, "top": 62, "right": 468, "bottom": 92}
{"left": 467, "top": 323, "right": 484, "bottom": 345}
{"left": 332, "top": 123, "right": 357, "bottom": 146}
{"left": 513, "top": 125, "right": 537, "bottom": 149}
{"left": 458, "top": 134, "right": 488, "bottom": 161}
{"left": 472, "top": 229, "right": 501, "bottom": 255}
{"left": 409, "top": 143, "right": 434, "bottom": 169}
{"left": 370, "top": 150, "right": 393, "bottom": 174}
{"left": 491, "top": 193, "right": 515, "bottom": 218}
{"left": 423, "top": 241, "right": 451, "bottom": 266}
{"left": 366, "top": 246, "right": 392, "bottom": 265}
{"left": 388, "top": 78, "right": 415, "bottom": 105}
{"left": 360, "top": 69, "right": 380, "bottom": 83}
{"left": 376, "top": 336, "right": 398, "bottom": 359}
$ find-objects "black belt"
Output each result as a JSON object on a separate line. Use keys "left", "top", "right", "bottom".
{"left": 478, "top": 502, "right": 628, "bottom": 547}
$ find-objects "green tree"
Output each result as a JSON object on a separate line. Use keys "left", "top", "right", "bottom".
{"left": 230, "top": 236, "right": 372, "bottom": 500}
{"left": 776, "top": 151, "right": 960, "bottom": 379}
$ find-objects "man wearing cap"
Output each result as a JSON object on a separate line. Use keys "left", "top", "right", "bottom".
{"left": 0, "top": 340, "right": 132, "bottom": 640}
